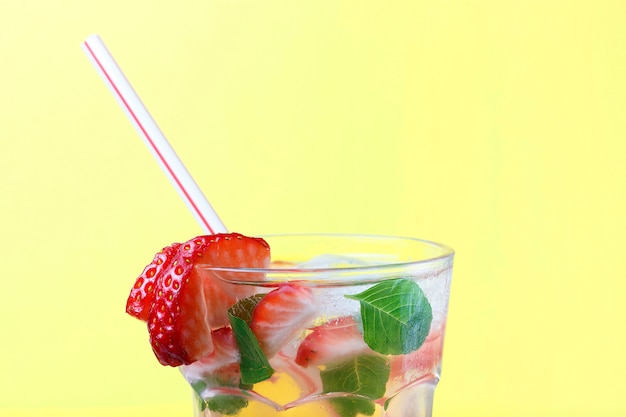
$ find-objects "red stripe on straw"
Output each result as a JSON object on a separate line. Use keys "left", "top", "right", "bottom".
{"left": 83, "top": 40, "right": 216, "bottom": 234}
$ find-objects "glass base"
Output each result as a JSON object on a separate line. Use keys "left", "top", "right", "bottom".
{"left": 193, "top": 378, "right": 438, "bottom": 417}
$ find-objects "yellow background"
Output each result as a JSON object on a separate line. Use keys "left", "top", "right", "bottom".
{"left": 1, "top": 1, "right": 625, "bottom": 416}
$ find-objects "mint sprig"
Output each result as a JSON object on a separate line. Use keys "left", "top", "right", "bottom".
{"left": 346, "top": 278, "right": 432, "bottom": 355}
{"left": 321, "top": 355, "right": 390, "bottom": 417}
{"left": 206, "top": 395, "right": 249, "bottom": 415}
{"left": 227, "top": 295, "right": 275, "bottom": 385}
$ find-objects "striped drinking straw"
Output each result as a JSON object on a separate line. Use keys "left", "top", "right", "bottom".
{"left": 82, "top": 34, "right": 227, "bottom": 234}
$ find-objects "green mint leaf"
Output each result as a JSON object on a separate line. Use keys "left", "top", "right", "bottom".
{"left": 331, "top": 396, "right": 375, "bottom": 417}
{"left": 228, "top": 293, "right": 266, "bottom": 325}
{"left": 228, "top": 312, "right": 274, "bottom": 385}
{"left": 321, "top": 355, "right": 390, "bottom": 417}
{"left": 346, "top": 278, "right": 432, "bottom": 355}
{"left": 207, "top": 395, "right": 249, "bottom": 415}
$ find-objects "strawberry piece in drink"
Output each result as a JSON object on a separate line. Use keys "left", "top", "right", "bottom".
{"left": 295, "top": 316, "right": 376, "bottom": 367}
{"left": 250, "top": 284, "right": 318, "bottom": 358}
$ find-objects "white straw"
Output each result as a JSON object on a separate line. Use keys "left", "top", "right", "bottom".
{"left": 82, "top": 34, "right": 227, "bottom": 235}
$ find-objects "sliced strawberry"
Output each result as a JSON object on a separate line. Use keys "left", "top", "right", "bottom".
{"left": 195, "top": 233, "right": 270, "bottom": 328}
{"left": 147, "top": 233, "right": 270, "bottom": 367}
{"left": 126, "top": 243, "right": 181, "bottom": 321}
{"left": 295, "top": 316, "right": 375, "bottom": 367}
{"left": 250, "top": 284, "right": 317, "bottom": 358}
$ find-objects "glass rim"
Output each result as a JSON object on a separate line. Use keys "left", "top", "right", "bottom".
{"left": 198, "top": 233, "right": 454, "bottom": 286}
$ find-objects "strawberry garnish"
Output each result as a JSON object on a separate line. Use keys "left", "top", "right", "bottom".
{"left": 295, "top": 316, "right": 375, "bottom": 367}
{"left": 250, "top": 284, "right": 317, "bottom": 358}
{"left": 136, "top": 233, "right": 269, "bottom": 367}
{"left": 148, "top": 236, "right": 216, "bottom": 366}
{"left": 196, "top": 234, "right": 270, "bottom": 328}
{"left": 126, "top": 243, "right": 181, "bottom": 321}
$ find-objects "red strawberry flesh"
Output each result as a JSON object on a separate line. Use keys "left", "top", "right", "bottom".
{"left": 196, "top": 233, "right": 271, "bottom": 328}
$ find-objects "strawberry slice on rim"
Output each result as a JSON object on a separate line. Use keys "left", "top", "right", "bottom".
{"left": 126, "top": 243, "right": 181, "bottom": 322}
{"left": 133, "top": 233, "right": 269, "bottom": 367}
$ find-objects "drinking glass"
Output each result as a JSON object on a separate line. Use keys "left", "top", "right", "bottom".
{"left": 183, "top": 234, "right": 454, "bottom": 417}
